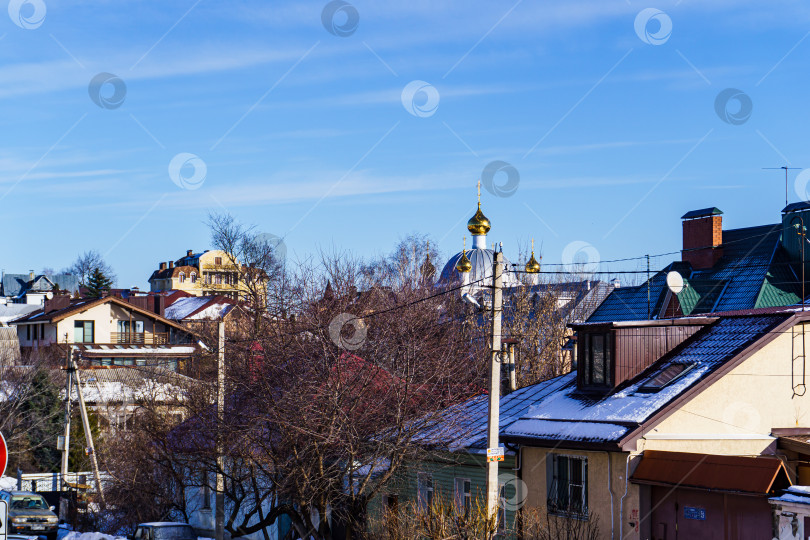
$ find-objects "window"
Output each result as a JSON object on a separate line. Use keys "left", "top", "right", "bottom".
{"left": 32, "top": 324, "right": 38, "bottom": 340}
{"left": 547, "top": 454, "right": 588, "bottom": 517}
{"left": 639, "top": 363, "right": 695, "bottom": 392}
{"left": 201, "top": 470, "right": 211, "bottom": 510}
{"left": 74, "top": 321, "right": 94, "bottom": 343}
{"left": 190, "top": 272, "right": 197, "bottom": 283}
{"left": 215, "top": 274, "right": 222, "bottom": 285}
{"left": 205, "top": 273, "right": 211, "bottom": 284}
{"left": 580, "top": 331, "right": 612, "bottom": 388}
{"left": 417, "top": 473, "right": 433, "bottom": 511}
{"left": 454, "top": 477, "right": 472, "bottom": 516}
{"left": 26, "top": 325, "right": 30, "bottom": 341}
{"left": 178, "top": 272, "right": 185, "bottom": 283}
{"left": 215, "top": 257, "right": 222, "bottom": 265}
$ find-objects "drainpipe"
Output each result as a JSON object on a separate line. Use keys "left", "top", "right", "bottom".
{"left": 602, "top": 451, "right": 616, "bottom": 540}
{"left": 619, "top": 452, "right": 642, "bottom": 538}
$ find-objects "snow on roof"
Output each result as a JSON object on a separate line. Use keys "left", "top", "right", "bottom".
{"left": 185, "top": 303, "right": 233, "bottom": 320}
{"left": 502, "top": 314, "right": 785, "bottom": 445}
{"left": 771, "top": 485, "right": 810, "bottom": 505}
{"left": 164, "top": 297, "right": 212, "bottom": 320}
{"left": 59, "top": 367, "right": 194, "bottom": 405}
{"left": 0, "top": 304, "right": 40, "bottom": 324}
{"left": 411, "top": 374, "right": 572, "bottom": 453}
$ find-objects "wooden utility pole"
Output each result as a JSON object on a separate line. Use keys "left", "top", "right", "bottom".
{"left": 215, "top": 321, "right": 225, "bottom": 540}
{"left": 70, "top": 353, "right": 105, "bottom": 507}
{"left": 486, "top": 251, "right": 504, "bottom": 521}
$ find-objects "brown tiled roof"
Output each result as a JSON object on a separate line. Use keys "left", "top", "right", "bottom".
{"left": 631, "top": 450, "right": 791, "bottom": 495}
{"left": 11, "top": 296, "right": 193, "bottom": 334}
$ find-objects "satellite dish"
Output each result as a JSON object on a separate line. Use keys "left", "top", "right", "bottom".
{"left": 666, "top": 271, "right": 684, "bottom": 295}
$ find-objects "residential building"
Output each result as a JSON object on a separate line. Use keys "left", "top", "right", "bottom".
{"left": 148, "top": 249, "right": 266, "bottom": 301}
{"left": 588, "top": 205, "right": 806, "bottom": 322}
{"left": 1, "top": 271, "right": 79, "bottom": 305}
{"left": 10, "top": 295, "right": 197, "bottom": 371}
{"left": 498, "top": 307, "right": 810, "bottom": 540}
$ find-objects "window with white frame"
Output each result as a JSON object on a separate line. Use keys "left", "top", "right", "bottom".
{"left": 178, "top": 272, "right": 185, "bottom": 283}
{"left": 454, "top": 477, "right": 472, "bottom": 516}
{"left": 190, "top": 272, "right": 197, "bottom": 283}
{"left": 417, "top": 472, "right": 433, "bottom": 511}
{"left": 546, "top": 454, "right": 588, "bottom": 517}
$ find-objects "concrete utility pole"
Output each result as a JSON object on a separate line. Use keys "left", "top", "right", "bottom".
{"left": 59, "top": 342, "right": 73, "bottom": 520}
{"left": 486, "top": 251, "right": 504, "bottom": 521}
{"left": 71, "top": 352, "right": 105, "bottom": 507}
{"left": 215, "top": 321, "right": 225, "bottom": 540}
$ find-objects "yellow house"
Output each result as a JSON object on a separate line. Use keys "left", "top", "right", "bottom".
{"left": 501, "top": 309, "right": 809, "bottom": 540}
{"left": 148, "top": 249, "right": 264, "bottom": 301}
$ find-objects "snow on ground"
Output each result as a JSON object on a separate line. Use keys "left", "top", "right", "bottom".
{"left": 62, "top": 533, "right": 125, "bottom": 540}
{"left": 0, "top": 475, "right": 18, "bottom": 490}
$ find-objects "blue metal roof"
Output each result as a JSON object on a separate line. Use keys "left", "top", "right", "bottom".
{"left": 587, "top": 224, "right": 800, "bottom": 322}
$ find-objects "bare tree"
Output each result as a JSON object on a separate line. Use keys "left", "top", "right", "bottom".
{"left": 65, "top": 250, "right": 117, "bottom": 286}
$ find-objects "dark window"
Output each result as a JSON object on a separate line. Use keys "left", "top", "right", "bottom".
{"left": 547, "top": 454, "right": 588, "bottom": 517}
{"left": 581, "top": 331, "right": 612, "bottom": 388}
{"left": 215, "top": 257, "right": 222, "bottom": 265}
{"left": 201, "top": 470, "right": 211, "bottom": 510}
{"left": 639, "top": 363, "right": 695, "bottom": 392}
{"left": 32, "top": 325, "right": 38, "bottom": 340}
{"left": 26, "top": 325, "right": 30, "bottom": 341}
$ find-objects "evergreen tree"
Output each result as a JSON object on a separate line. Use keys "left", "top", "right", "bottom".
{"left": 19, "top": 369, "right": 63, "bottom": 472}
{"left": 84, "top": 267, "right": 113, "bottom": 298}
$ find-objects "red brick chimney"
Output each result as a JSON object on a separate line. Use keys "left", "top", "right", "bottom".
{"left": 682, "top": 207, "right": 723, "bottom": 269}
{"left": 187, "top": 249, "right": 193, "bottom": 257}
{"left": 159, "top": 262, "right": 167, "bottom": 270}
{"left": 168, "top": 261, "right": 174, "bottom": 269}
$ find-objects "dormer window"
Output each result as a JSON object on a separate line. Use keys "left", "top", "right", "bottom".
{"left": 579, "top": 331, "right": 613, "bottom": 389}
{"left": 190, "top": 272, "right": 197, "bottom": 283}
{"left": 178, "top": 272, "right": 185, "bottom": 283}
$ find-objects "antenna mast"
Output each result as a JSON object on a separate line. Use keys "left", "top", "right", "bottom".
{"left": 763, "top": 166, "right": 801, "bottom": 207}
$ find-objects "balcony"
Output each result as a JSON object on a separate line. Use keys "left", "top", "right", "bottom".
{"left": 111, "top": 332, "right": 168, "bottom": 345}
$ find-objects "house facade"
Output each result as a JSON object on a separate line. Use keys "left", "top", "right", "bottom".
{"left": 499, "top": 309, "right": 809, "bottom": 540}
{"left": 148, "top": 249, "right": 265, "bottom": 301}
{"left": 10, "top": 296, "right": 197, "bottom": 370}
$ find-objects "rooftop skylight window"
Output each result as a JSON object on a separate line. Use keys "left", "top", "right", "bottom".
{"left": 638, "top": 363, "right": 695, "bottom": 393}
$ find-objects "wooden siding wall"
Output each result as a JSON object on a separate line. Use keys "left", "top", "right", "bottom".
{"left": 614, "top": 325, "right": 701, "bottom": 386}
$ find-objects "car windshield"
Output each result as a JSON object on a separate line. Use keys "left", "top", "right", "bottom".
{"left": 152, "top": 526, "right": 194, "bottom": 540}
{"left": 10, "top": 496, "right": 47, "bottom": 510}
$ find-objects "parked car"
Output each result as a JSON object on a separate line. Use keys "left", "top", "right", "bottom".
{"left": 131, "top": 523, "right": 196, "bottom": 540}
{"left": 0, "top": 491, "right": 59, "bottom": 540}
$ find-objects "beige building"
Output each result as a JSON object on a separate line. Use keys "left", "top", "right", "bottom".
{"left": 11, "top": 295, "right": 197, "bottom": 370}
{"left": 148, "top": 249, "right": 263, "bottom": 301}
{"left": 501, "top": 309, "right": 809, "bottom": 540}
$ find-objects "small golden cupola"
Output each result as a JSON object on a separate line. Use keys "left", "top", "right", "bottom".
{"left": 525, "top": 239, "right": 541, "bottom": 274}
{"left": 467, "top": 180, "right": 491, "bottom": 237}
{"left": 456, "top": 237, "right": 473, "bottom": 273}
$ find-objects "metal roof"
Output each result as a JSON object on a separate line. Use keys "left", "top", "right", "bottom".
{"left": 588, "top": 224, "right": 800, "bottom": 323}
{"left": 502, "top": 314, "right": 786, "bottom": 446}
{"left": 681, "top": 207, "right": 723, "bottom": 219}
{"left": 783, "top": 201, "right": 810, "bottom": 214}
{"left": 631, "top": 450, "right": 791, "bottom": 495}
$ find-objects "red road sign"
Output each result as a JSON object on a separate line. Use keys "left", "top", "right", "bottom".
{"left": 0, "top": 432, "right": 7, "bottom": 478}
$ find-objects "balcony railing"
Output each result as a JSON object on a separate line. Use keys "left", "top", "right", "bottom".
{"left": 111, "top": 332, "right": 168, "bottom": 345}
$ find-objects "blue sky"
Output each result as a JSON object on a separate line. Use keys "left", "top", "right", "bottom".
{"left": 3, "top": 0, "right": 810, "bottom": 287}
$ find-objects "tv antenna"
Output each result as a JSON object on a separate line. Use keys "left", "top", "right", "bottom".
{"left": 763, "top": 166, "right": 801, "bottom": 207}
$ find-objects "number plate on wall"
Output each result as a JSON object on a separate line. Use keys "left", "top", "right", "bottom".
{"left": 683, "top": 506, "right": 706, "bottom": 520}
